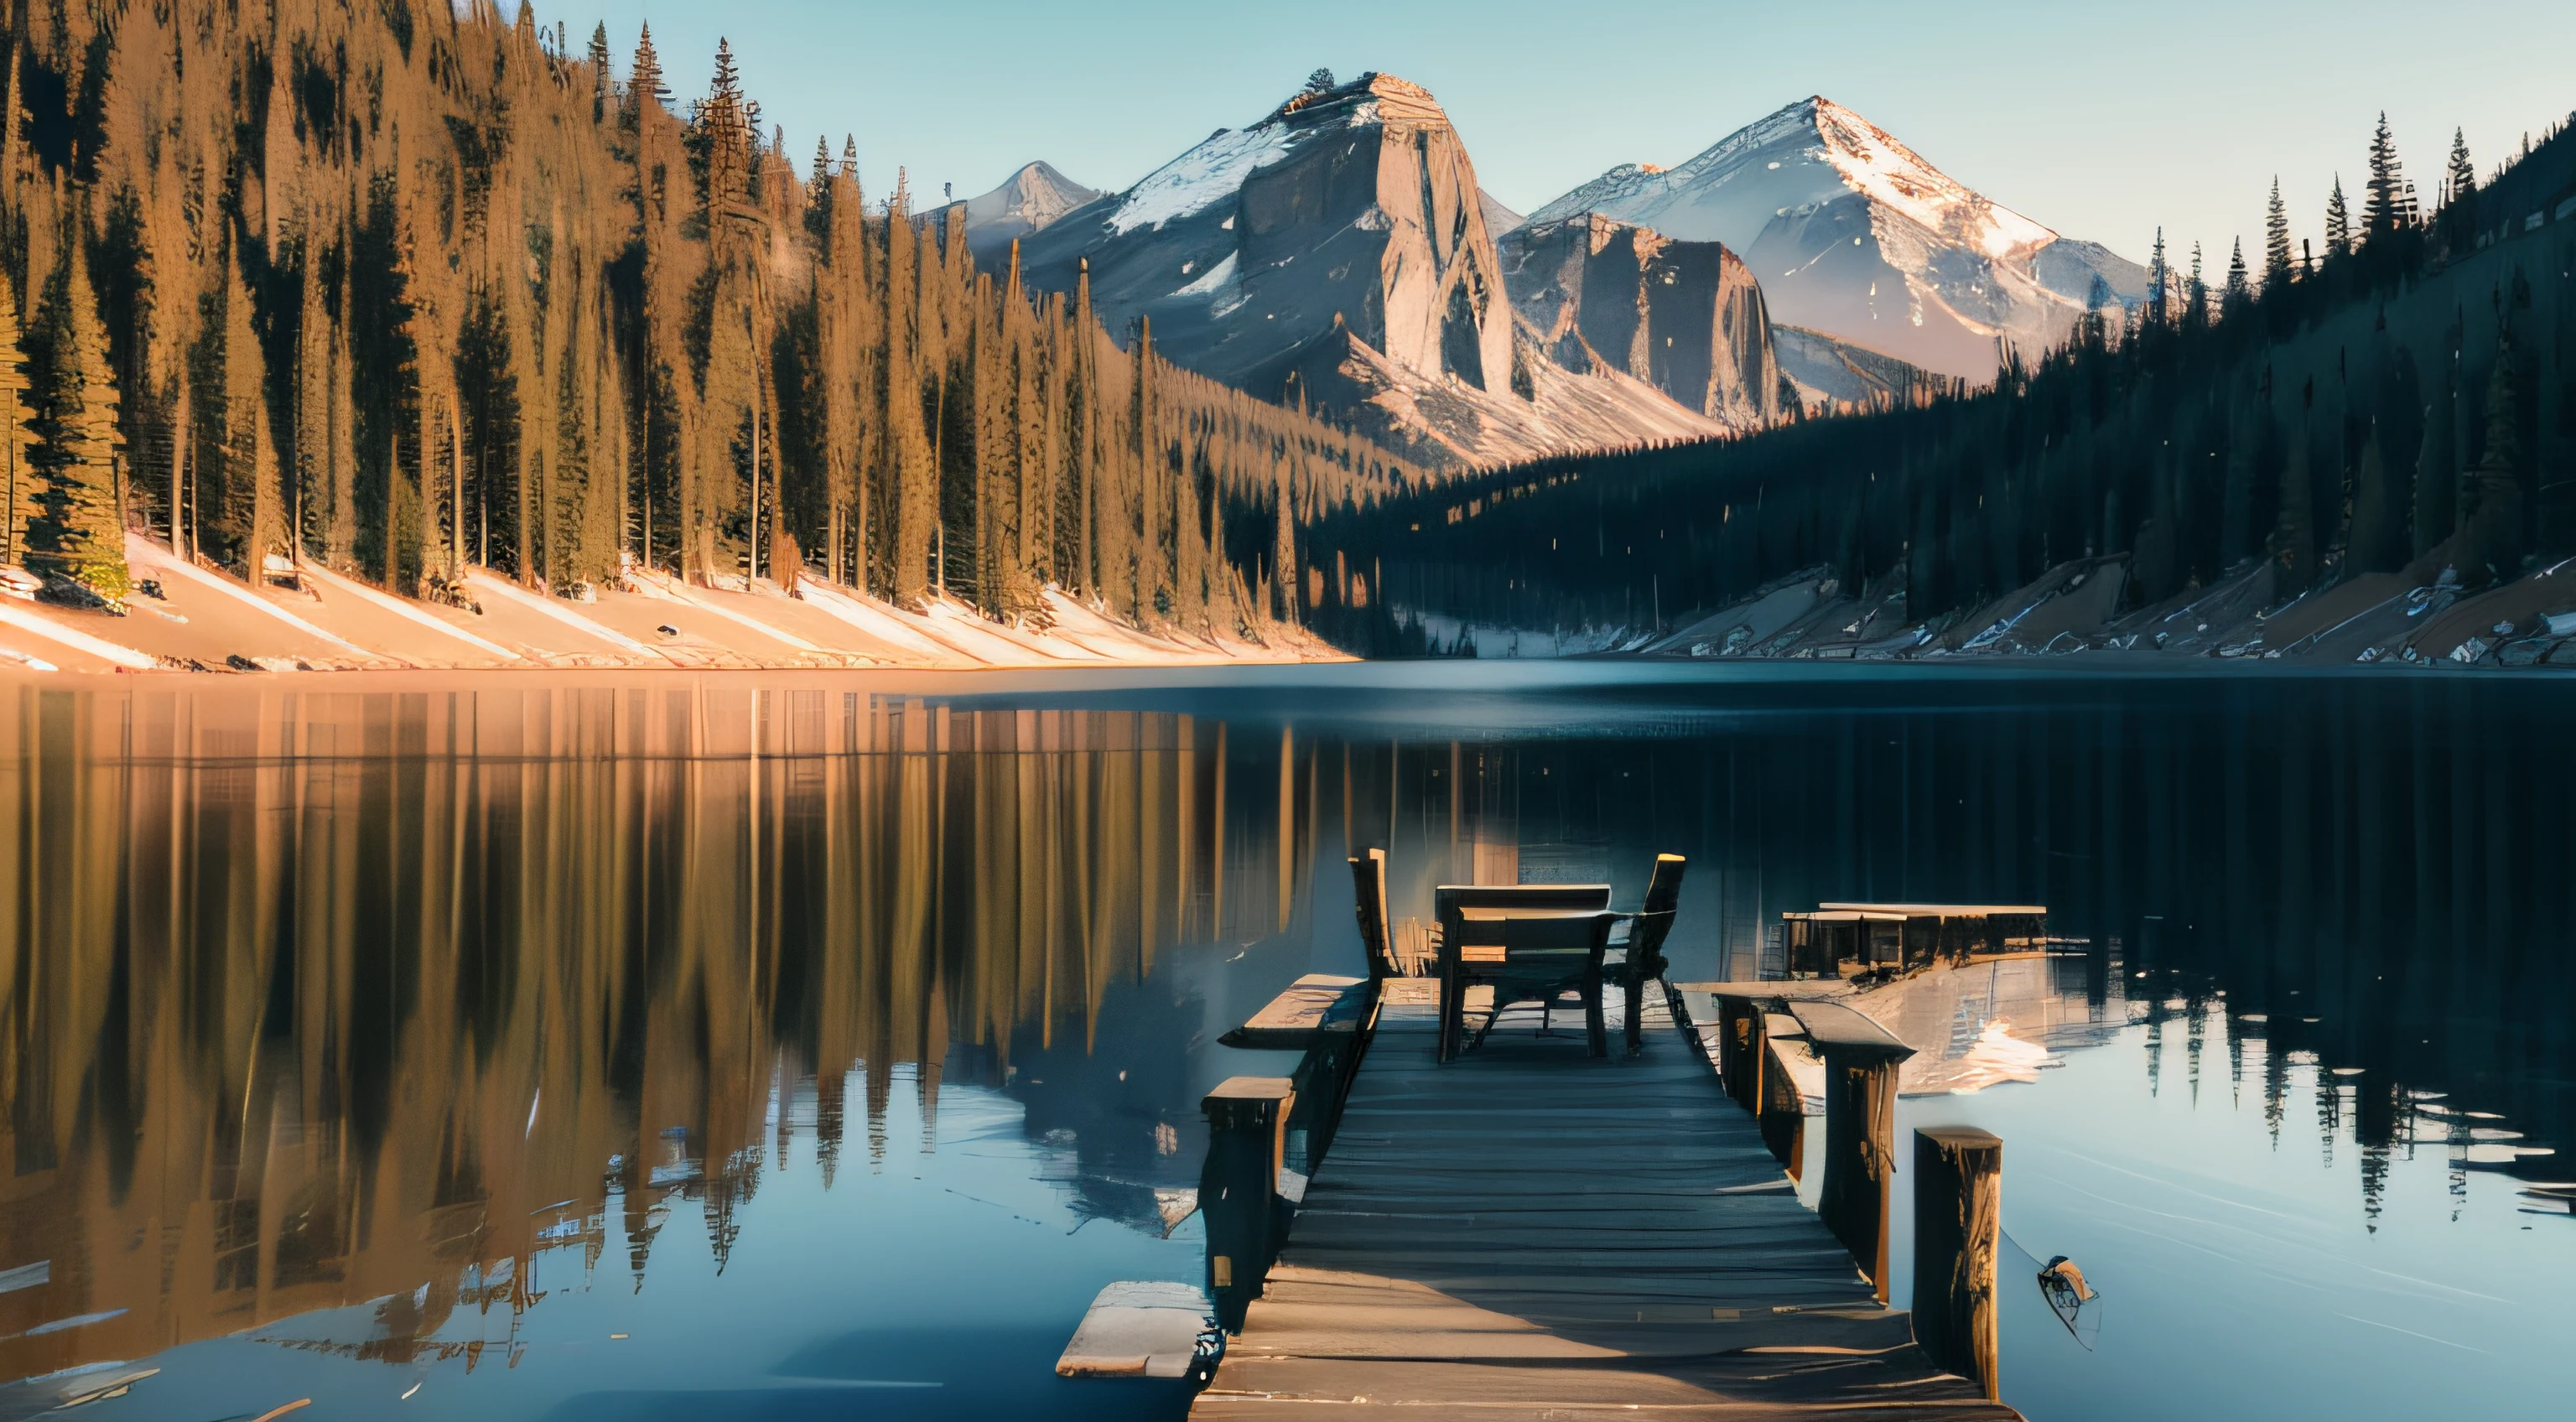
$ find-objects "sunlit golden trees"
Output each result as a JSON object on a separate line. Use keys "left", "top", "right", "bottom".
{"left": 0, "top": 6, "right": 1414, "bottom": 627}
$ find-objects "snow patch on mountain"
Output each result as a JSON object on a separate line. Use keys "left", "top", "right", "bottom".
{"left": 1109, "top": 124, "right": 1302, "bottom": 235}
{"left": 1176, "top": 252, "right": 1239, "bottom": 296}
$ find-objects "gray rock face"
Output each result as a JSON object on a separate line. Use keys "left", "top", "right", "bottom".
{"left": 1011, "top": 73, "right": 1731, "bottom": 468}
{"left": 1498, "top": 213, "right": 1780, "bottom": 427}
{"left": 1530, "top": 96, "right": 2146, "bottom": 383}
{"left": 950, "top": 161, "right": 1102, "bottom": 263}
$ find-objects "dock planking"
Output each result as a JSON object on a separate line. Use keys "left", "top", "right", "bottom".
{"left": 1190, "top": 988, "right": 2021, "bottom": 1420}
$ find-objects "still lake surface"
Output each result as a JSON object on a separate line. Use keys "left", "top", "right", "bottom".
{"left": 0, "top": 663, "right": 2568, "bottom": 1420}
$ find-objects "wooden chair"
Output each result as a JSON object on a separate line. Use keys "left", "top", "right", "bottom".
{"left": 1431, "top": 884, "right": 1613, "bottom": 1061}
{"left": 1348, "top": 850, "right": 1398, "bottom": 985}
{"left": 1616, "top": 854, "right": 1689, "bottom": 1055}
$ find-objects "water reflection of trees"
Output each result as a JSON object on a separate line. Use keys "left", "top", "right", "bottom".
{"left": 1550, "top": 677, "right": 2573, "bottom": 1222}
{"left": 3, "top": 674, "right": 2566, "bottom": 1385}
{"left": 0, "top": 684, "right": 1327, "bottom": 1387}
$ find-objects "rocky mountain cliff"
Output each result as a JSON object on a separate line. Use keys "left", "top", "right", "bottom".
{"left": 1498, "top": 213, "right": 1781, "bottom": 426}
{"left": 1530, "top": 96, "right": 2146, "bottom": 383}
{"left": 1010, "top": 74, "right": 1739, "bottom": 468}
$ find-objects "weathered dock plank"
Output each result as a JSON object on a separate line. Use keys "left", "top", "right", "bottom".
{"left": 1189, "top": 993, "right": 2019, "bottom": 1420}
{"left": 1221, "top": 974, "right": 1370, "bottom": 1050}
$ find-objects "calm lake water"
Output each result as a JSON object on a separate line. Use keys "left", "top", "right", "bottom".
{"left": 0, "top": 664, "right": 2568, "bottom": 1420}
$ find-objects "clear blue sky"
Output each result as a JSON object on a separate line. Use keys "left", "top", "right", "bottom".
{"left": 568, "top": 0, "right": 2576, "bottom": 270}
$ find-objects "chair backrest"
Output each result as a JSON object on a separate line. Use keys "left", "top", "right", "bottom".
{"left": 1627, "top": 854, "right": 1688, "bottom": 975}
{"left": 1436, "top": 883, "right": 1612, "bottom": 921}
{"left": 1349, "top": 850, "right": 1395, "bottom": 981}
{"left": 1640, "top": 854, "right": 1687, "bottom": 916}
{"left": 1436, "top": 885, "right": 1611, "bottom": 976}
{"left": 1455, "top": 906, "right": 1604, "bottom": 957}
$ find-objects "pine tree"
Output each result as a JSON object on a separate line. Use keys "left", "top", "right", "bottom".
{"left": 0, "top": 277, "right": 36, "bottom": 568}
{"left": 629, "top": 23, "right": 668, "bottom": 120}
{"left": 2362, "top": 113, "right": 2407, "bottom": 239}
{"left": 702, "top": 39, "right": 750, "bottom": 216}
{"left": 2262, "top": 179, "right": 2293, "bottom": 288}
{"left": 2146, "top": 227, "right": 2168, "bottom": 327}
{"left": 2440, "top": 128, "right": 2478, "bottom": 253}
{"left": 2223, "top": 238, "right": 2250, "bottom": 312}
{"left": 2324, "top": 176, "right": 2351, "bottom": 257}
{"left": 2459, "top": 337, "right": 2524, "bottom": 582}
{"left": 29, "top": 241, "right": 127, "bottom": 595}
{"left": 589, "top": 23, "right": 612, "bottom": 122}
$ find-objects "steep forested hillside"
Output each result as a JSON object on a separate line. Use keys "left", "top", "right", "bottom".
{"left": 0, "top": 1, "right": 1410, "bottom": 631}
{"left": 1311, "top": 117, "right": 2576, "bottom": 651}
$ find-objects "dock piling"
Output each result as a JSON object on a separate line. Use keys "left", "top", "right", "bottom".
{"left": 1791, "top": 1002, "right": 1915, "bottom": 1302}
{"left": 1202, "top": 1077, "right": 1296, "bottom": 1332}
{"left": 1912, "top": 1126, "right": 2003, "bottom": 1399}
{"left": 1760, "top": 1036, "right": 1806, "bottom": 1175}
{"left": 1716, "top": 994, "right": 1763, "bottom": 1111}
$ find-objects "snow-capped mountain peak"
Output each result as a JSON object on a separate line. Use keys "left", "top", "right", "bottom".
{"left": 950, "top": 160, "right": 1101, "bottom": 262}
{"left": 1530, "top": 96, "right": 2140, "bottom": 381}
{"left": 1099, "top": 73, "right": 1459, "bottom": 238}
{"left": 1010, "top": 72, "right": 1752, "bottom": 468}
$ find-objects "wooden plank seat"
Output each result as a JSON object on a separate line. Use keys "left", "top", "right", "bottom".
{"left": 1222, "top": 974, "right": 1371, "bottom": 1050}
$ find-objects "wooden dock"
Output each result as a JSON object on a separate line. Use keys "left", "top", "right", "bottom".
{"left": 1189, "top": 985, "right": 2020, "bottom": 1420}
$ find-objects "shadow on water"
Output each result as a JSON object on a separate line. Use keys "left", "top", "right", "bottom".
{"left": 0, "top": 667, "right": 2565, "bottom": 1419}
{"left": 531, "top": 1327, "right": 1187, "bottom": 1422}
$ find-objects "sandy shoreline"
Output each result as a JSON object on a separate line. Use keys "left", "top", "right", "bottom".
{"left": 0, "top": 534, "right": 1344, "bottom": 677}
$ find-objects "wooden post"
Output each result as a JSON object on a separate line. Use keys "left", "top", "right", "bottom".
{"left": 1913, "top": 1127, "right": 2002, "bottom": 1400}
{"left": 1716, "top": 994, "right": 1765, "bottom": 1112}
{"left": 1820, "top": 1046, "right": 1902, "bottom": 1300}
{"left": 1758, "top": 1037, "right": 1805, "bottom": 1177}
{"left": 1202, "top": 1077, "right": 1295, "bottom": 1334}
{"left": 1792, "top": 1002, "right": 1914, "bottom": 1303}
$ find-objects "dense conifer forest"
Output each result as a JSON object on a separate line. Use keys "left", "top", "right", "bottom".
{"left": 0, "top": 1, "right": 1412, "bottom": 632}
{"left": 1311, "top": 117, "right": 2576, "bottom": 648}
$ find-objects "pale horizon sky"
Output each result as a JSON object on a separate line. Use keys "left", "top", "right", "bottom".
{"left": 564, "top": 0, "right": 2575, "bottom": 274}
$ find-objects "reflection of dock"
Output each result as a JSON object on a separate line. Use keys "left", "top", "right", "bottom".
{"left": 1187, "top": 988, "right": 2019, "bottom": 1419}
{"left": 1680, "top": 953, "right": 2113, "bottom": 1098}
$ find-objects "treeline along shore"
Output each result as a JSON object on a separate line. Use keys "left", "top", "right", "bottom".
{"left": 1311, "top": 116, "right": 2576, "bottom": 667}
{"left": 0, "top": 0, "right": 1415, "bottom": 665}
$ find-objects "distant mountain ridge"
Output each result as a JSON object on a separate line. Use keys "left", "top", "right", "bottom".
{"left": 1531, "top": 96, "right": 2146, "bottom": 381}
{"left": 969, "top": 86, "right": 2146, "bottom": 460}
{"left": 996, "top": 73, "right": 1768, "bottom": 468}
{"left": 947, "top": 160, "right": 1100, "bottom": 262}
